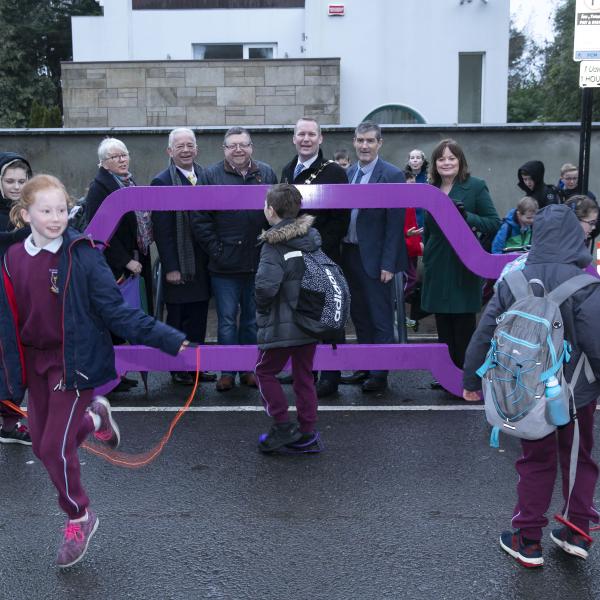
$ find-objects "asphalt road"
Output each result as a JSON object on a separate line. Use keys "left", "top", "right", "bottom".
{"left": 1, "top": 370, "right": 598, "bottom": 600}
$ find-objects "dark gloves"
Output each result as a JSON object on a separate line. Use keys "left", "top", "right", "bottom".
{"left": 454, "top": 201, "right": 468, "bottom": 220}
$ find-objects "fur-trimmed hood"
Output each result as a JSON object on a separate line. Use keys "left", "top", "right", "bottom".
{"left": 259, "top": 214, "right": 321, "bottom": 250}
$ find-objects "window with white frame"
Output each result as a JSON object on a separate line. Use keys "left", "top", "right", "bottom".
{"left": 192, "top": 43, "right": 276, "bottom": 60}
{"left": 458, "top": 52, "right": 484, "bottom": 123}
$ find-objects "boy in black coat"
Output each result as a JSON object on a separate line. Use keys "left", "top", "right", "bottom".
{"left": 254, "top": 184, "right": 322, "bottom": 453}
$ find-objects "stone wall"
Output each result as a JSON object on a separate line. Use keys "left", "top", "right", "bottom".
{"left": 61, "top": 59, "right": 340, "bottom": 128}
{"left": 1, "top": 124, "right": 598, "bottom": 218}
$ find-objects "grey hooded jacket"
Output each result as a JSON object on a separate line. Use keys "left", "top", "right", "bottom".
{"left": 255, "top": 214, "right": 321, "bottom": 350}
{"left": 463, "top": 204, "right": 600, "bottom": 409}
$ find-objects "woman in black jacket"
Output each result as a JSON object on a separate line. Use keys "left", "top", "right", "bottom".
{"left": 85, "top": 138, "right": 154, "bottom": 314}
{"left": 85, "top": 138, "right": 154, "bottom": 390}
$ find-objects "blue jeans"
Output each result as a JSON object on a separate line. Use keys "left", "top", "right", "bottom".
{"left": 211, "top": 274, "right": 257, "bottom": 376}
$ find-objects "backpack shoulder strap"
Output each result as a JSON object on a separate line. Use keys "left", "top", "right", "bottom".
{"left": 503, "top": 269, "right": 531, "bottom": 300}
{"left": 547, "top": 273, "right": 600, "bottom": 306}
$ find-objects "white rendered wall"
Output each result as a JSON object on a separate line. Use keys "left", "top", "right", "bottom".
{"left": 302, "top": 0, "right": 509, "bottom": 124}
{"left": 71, "top": 0, "right": 509, "bottom": 124}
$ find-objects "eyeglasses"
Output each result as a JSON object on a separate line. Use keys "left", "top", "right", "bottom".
{"left": 579, "top": 219, "right": 597, "bottom": 227}
{"left": 223, "top": 143, "right": 252, "bottom": 150}
{"left": 106, "top": 153, "right": 129, "bottom": 161}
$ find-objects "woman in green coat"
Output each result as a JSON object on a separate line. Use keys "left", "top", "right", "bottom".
{"left": 421, "top": 139, "right": 500, "bottom": 371}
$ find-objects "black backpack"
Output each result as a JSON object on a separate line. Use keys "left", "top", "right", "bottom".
{"left": 293, "top": 249, "right": 350, "bottom": 340}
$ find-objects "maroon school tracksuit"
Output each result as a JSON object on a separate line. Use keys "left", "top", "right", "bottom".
{"left": 6, "top": 239, "right": 95, "bottom": 520}
{"left": 255, "top": 344, "right": 318, "bottom": 433}
{"left": 512, "top": 401, "right": 600, "bottom": 540}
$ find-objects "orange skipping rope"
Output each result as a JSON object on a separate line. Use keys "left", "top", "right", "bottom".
{"left": 1, "top": 346, "right": 201, "bottom": 469}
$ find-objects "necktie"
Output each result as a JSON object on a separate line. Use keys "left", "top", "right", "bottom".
{"left": 187, "top": 172, "right": 197, "bottom": 186}
{"left": 293, "top": 162, "right": 305, "bottom": 180}
{"left": 354, "top": 168, "right": 365, "bottom": 184}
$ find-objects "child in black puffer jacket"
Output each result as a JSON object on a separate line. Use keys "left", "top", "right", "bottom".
{"left": 254, "top": 184, "right": 322, "bottom": 453}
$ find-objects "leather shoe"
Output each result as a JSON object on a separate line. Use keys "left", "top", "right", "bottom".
{"left": 172, "top": 372, "right": 194, "bottom": 386}
{"left": 340, "top": 370, "right": 369, "bottom": 385}
{"left": 216, "top": 374, "right": 235, "bottom": 392}
{"left": 240, "top": 372, "right": 257, "bottom": 387}
{"left": 316, "top": 380, "right": 338, "bottom": 398}
{"left": 362, "top": 377, "right": 387, "bottom": 393}
{"left": 193, "top": 371, "right": 217, "bottom": 382}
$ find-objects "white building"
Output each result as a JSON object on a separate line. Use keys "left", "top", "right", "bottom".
{"left": 72, "top": 0, "right": 510, "bottom": 125}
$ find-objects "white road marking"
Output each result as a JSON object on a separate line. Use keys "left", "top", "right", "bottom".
{"left": 110, "top": 405, "right": 485, "bottom": 412}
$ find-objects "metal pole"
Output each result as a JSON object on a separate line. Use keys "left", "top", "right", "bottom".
{"left": 394, "top": 271, "right": 407, "bottom": 343}
{"left": 578, "top": 87, "right": 593, "bottom": 196}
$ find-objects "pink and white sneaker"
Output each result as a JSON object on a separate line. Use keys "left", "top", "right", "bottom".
{"left": 89, "top": 396, "right": 120, "bottom": 449}
{"left": 56, "top": 511, "right": 99, "bottom": 568}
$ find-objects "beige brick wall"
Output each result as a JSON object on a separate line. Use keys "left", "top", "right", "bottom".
{"left": 61, "top": 59, "right": 340, "bottom": 127}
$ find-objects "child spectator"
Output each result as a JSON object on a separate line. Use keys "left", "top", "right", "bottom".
{"left": 402, "top": 170, "right": 423, "bottom": 298}
{"left": 0, "top": 153, "right": 32, "bottom": 232}
{"left": 405, "top": 149, "right": 429, "bottom": 228}
{"left": 254, "top": 184, "right": 321, "bottom": 453}
{"left": 1, "top": 174, "right": 186, "bottom": 568}
{"left": 334, "top": 148, "right": 351, "bottom": 170}
{"left": 463, "top": 204, "right": 600, "bottom": 567}
{"left": 558, "top": 163, "right": 597, "bottom": 203}
{"left": 517, "top": 160, "right": 560, "bottom": 209}
{"left": 491, "top": 196, "right": 538, "bottom": 254}
{"left": 0, "top": 152, "right": 33, "bottom": 444}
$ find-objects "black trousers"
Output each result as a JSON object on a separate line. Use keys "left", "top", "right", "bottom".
{"left": 341, "top": 243, "right": 395, "bottom": 379}
{"left": 434, "top": 313, "right": 476, "bottom": 369}
{"left": 166, "top": 300, "right": 209, "bottom": 376}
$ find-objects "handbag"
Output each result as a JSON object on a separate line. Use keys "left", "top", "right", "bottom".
{"left": 118, "top": 274, "right": 146, "bottom": 312}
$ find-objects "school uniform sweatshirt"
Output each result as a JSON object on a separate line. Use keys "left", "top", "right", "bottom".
{"left": 5, "top": 236, "right": 62, "bottom": 349}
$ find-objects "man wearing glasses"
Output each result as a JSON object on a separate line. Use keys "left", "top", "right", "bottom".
{"left": 151, "top": 128, "right": 215, "bottom": 386}
{"left": 191, "top": 127, "right": 277, "bottom": 392}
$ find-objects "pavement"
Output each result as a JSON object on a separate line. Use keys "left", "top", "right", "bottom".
{"left": 1, "top": 365, "right": 599, "bottom": 600}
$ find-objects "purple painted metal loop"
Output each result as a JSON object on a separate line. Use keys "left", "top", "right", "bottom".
{"left": 86, "top": 183, "right": 515, "bottom": 279}
{"left": 87, "top": 184, "right": 515, "bottom": 397}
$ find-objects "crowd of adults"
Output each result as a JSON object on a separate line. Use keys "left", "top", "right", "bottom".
{"left": 1, "top": 117, "right": 597, "bottom": 398}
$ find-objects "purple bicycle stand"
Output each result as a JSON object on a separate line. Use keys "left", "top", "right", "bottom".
{"left": 86, "top": 183, "right": 524, "bottom": 397}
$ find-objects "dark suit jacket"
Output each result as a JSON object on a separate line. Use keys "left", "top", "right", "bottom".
{"left": 347, "top": 158, "right": 408, "bottom": 278}
{"left": 281, "top": 149, "right": 349, "bottom": 264}
{"left": 151, "top": 164, "right": 210, "bottom": 304}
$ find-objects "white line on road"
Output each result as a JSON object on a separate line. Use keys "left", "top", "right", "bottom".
{"left": 110, "top": 405, "right": 485, "bottom": 412}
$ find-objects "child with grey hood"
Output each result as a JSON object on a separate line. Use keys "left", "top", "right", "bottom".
{"left": 254, "top": 184, "right": 321, "bottom": 453}
{"left": 463, "top": 204, "right": 600, "bottom": 567}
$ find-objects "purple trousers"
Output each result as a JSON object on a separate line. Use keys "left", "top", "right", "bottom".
{"left": 24, "top": 347, "right": 95, "bottom": 520}
{"left": 255, "top": 344, "right": 318, "bottom": 433}
{"left": 512, "top": 401, "right": 599, "bottom": 540}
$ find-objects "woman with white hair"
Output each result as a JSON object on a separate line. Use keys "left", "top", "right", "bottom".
{"left": 85, "top": 138, "right": 154, "bottom": 391}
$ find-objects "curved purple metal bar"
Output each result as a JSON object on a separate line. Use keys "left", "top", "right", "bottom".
{"left": 88, "top": 183, "right": 513, "bottom": 278}
{"left": 85, "top": 184, "right": 512, "bottom": 397}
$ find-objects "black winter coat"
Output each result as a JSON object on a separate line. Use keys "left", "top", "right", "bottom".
{"left": 190, "top": 160, "right": 275, "bottom": 275}
{"left": 255, "top": 215, "right": 321, "bottom": 349}
{"left": 517, "top": 160, "right": 560, "bottom": 209}
{"left": 85, "top": 166, "right": 153, "bottom": 311}
{"left": 280, "top": 149, "right": 349, "bottom": 264}
{"left": 151, "top": 164, "right": 211, "bottom": 304}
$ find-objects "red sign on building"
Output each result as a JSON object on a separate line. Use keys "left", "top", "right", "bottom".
{"left": 328, "top": 4, "right": 344, "bottom": 16}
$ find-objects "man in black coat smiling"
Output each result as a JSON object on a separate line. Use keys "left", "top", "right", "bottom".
{"left": 151, "top": 127, "right": 214, "bottom": 385}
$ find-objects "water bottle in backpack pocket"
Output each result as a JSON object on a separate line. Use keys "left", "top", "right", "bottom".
{"left": 544, "top": 375, "right": 570, "bottom": 427}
